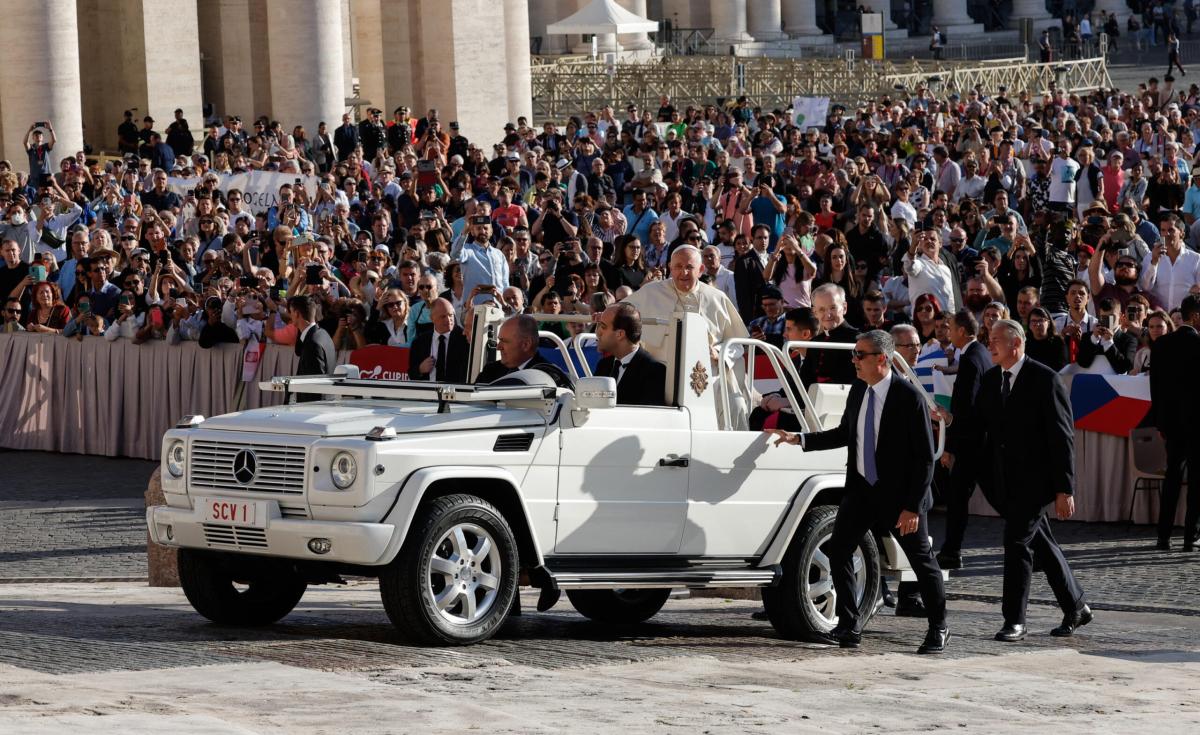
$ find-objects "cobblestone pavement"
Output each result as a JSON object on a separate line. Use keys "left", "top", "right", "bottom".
{"left": 0, "top": 585, "right": 1197, "bottom": 733}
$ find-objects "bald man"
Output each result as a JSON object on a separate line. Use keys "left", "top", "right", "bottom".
{"left": 408, "top": 298, "right": 469, "bottom": 382}
{"left": 475, "top": 314, "right": 572, "bottom": 388}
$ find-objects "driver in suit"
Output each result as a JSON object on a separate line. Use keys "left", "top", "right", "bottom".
{"left": 287, "top": 295, "right": 337, "bottom": 403}
{"left": 476, "top": 314, "right": 572, "bottom": 388}
{"left": 593, "top": 302, "right": 668, "bottom": 406}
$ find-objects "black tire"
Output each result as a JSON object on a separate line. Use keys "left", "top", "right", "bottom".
{"left": 565, "top": 588, "right": 671, "bottom": 624}
{"left": 177, "top": 548, "right": 307, "bottom": 626}
{"left": 762, "top": 504, "right": 881, "bottom": 640}
{"left": 379, "top": 493, "right": 519, "bottom": 646}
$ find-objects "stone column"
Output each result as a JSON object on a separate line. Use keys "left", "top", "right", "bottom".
{"left": 266, "top": 0, "right": 346, "bottom": 135}
{"left": 529, "top": 0, "right": 570, "bottom": 54}
{"left": 932, "top": 0, "right": 984, "bottom": 34}
{"left": 505, "top": 0, "right": 534, "bottom": 122}
{"left": 381, "top": 0, "right": 415, "bottom": 109}
{"left": 1011, "top": 0, "right": 1056, "bottom": 32}
{"left": 782, "top": 0, "right": 823, "bottom": 37}
{"left": 0, "top": 0, "right": 85, "bottom": 165}
{"left": 747, "top": 0, "right": 784, "bottom": 40}
{"left": 351, "top": 0, "right": 386, "bottom": 115}
{"left": 711, "top": 0, "right": 754, "bottom": 44}
{"left": 617, "top": 0, "right": 655, "bottom": 51}
{"left": 662, "top": 0, "right": 706, "bottom": 28}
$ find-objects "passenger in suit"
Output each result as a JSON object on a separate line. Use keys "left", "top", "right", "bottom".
{"left": 768, "top": 330, "right": 950, "bottom": 655}
{"left": 749, "top": 307, "right": 817, "bottom": 431}
{"left": 1149, "top": 293, "right": 1200, "bottom": 551}
{"left": 408, "top": 298, "right": 469, "bottom": 383}
{"left": 593, "top": 302, "right": 668, "bottom": 407}
{"left": 287, "top": 295, "right": 337, "bottom": 403}
{"left": 968, "top": 318, "right": 1091, "bottom": 641}
{"left": 475, "top": 314, "right": 572, "bottom": 389}
{"left": 936, "top": 310, "right": 994, "bottom": 570}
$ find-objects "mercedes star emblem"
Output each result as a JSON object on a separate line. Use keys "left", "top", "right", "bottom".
{"left": 232, "top": 449, "right": 258, "bottom": 484}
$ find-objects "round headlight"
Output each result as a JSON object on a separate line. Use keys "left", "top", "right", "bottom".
{"left": 166, "top": 440, "right": 186, "bottom": 477}
{"left": 330, "top": 452, "right": 357, "bottom": 489}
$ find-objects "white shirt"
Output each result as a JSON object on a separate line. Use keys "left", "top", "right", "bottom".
{"left": 1001, "top": 354, "right": 1027, "bottom": 390}
{"left": 710, "top": 265, "right": 738, "bottom": 306}
{"left": 902, "top": 252, "right": 957, "bottom": 314}
{"left": 614, "top": 345, "right": 640, "bottom": 383}
{"left": 1140, "top": 247, "right": 1200, "bottom": 310}
{"left": 890, "top": 198, "right": 917, "bottom": 226}
{"left": 855, "top": 370, "right": 894, "bottom": 480}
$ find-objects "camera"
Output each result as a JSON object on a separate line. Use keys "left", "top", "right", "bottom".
{"left": 304, "top": 264, "right": 322, "bottom": 285}
{"left": 239, "top": 275, "right": 258, "bottom": 288}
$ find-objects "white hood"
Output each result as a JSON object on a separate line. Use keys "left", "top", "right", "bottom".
{"left": 198, "top": 400, "right": 546, "bottom": 437}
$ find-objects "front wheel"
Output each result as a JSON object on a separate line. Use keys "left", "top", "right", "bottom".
{"left": 566, "top": 588, "right": 671, "bottom": 624}
{"left": 379, "top": 493, "right": 519, "bottom": 646}
{"left": 177, "top": 548, "right": 307, "bottom": 626}
{"left": 762, "top": 504, "right": 880, "bottom": 640}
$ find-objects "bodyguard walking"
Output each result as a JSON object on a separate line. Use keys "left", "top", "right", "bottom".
{"left": 767, "top": 330, "right": 949, "bottom": 654}
{"left": 970, "top": 319, "right": 1091, "bottom": 641}
{"left": 1149, "top": 293, "right": 1200, "bottom": 550}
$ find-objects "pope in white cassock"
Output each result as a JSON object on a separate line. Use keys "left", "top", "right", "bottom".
{"left": 624, "top": 245, "right": 750, "bottom": 426}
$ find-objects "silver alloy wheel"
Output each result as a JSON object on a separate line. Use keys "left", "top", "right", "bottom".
{"left": 805, "top": 531, "right": 866, "bottom": 626}
{"left": 426, "top": 522, "right": 501, "bottom": 626}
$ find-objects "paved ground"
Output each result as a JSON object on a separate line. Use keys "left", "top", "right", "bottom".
{"left": 2, "top": 451, "right": 1199, "bottom": 730}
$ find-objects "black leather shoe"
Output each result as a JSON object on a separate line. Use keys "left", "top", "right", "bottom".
{"left": 806, "top": 630, "right": 842, "bottom": 646}
{"left": 918, "top": 627, "right": 950, "bottom": 654}
{"left": 751, "top": 609, "right": 770, "bottom": 621}
{"left": 994, "top": 623, "right": 1027, "bottom": 642}
{"left": 1051, "top": 605, "right": 1094, "bottom": 637}
{"left": 1157, "top": 539, "right": 1172, "bottom": 550}
{"left": 836, "top": 628, "right": 862, "bottom": 649}
{"left": 536, "top": 587, "right": 561, "bottom": 612}
{"left": 894, "top": 599, "right": 928, "bottom": 618}
{"left": 936, "top": 551, "right": 963, "bottom": 570}
{"left": 882, "top": 589, "right": 897, "bottom": 608}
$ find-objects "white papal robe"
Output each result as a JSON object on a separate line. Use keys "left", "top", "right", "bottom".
{"left": 625, "top": 279, "right": 750, "bottom": 427}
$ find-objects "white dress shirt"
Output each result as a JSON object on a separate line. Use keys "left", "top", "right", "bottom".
{"left": 1140, "top": 247, "right": 1200, "bottom": 310}
{"left": 855, "top": 370, "right": 893, "bottom": 480}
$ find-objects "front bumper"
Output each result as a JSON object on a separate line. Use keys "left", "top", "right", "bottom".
{"left": 147, "top": 504, "right": 397, "bottom": 565}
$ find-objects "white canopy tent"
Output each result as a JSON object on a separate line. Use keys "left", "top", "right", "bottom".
{"left": 546, "top": 0, "right": 659, "bottom": 56}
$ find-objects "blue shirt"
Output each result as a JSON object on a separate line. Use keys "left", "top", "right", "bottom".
{"left": 1136, "top": 219, "right": 1161, "bottom": 247}
{"left": 1183, "top": 184, "right": 1200, "bottom": 222}
{"left": 749, "top": 194, "right": 787, "bottom": 248}
{"left": 623, "top": 204, "right": 660, "bottom": 243}
{"left": 458, "top": 240, "right": 510, "bottom": 306}
{"left": 266, "top": 204, "right": 311, "bottom": 233}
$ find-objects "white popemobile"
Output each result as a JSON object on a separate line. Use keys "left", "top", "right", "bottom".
{"left": 147, "top": 305, "right": 942, "bottom": 645}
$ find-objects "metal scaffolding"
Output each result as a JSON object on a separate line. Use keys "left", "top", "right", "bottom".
{"left": 529, "top": 54, "right": 1112, "bottom": 122}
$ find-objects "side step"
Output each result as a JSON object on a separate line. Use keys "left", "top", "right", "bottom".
{"left": 550, "top": 567, "right": 780, "bottom": 590}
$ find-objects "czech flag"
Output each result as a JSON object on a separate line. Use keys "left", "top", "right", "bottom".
{"left": 1069, "top": 373, "right": 1152, "bottom": 437}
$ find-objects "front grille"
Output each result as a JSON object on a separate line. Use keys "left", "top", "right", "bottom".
{"left": 201, "top": 523, "right": 268, "bottom": 549}
{"left": 190, "top": 440, "right": 307, "bottom": 495}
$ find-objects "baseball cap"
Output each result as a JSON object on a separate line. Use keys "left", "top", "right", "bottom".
{"left": 760, "top": 286, "right": 783, "bottom": 301}
{"left": 449, "top": 121, "right": 460, "bottom": 130}
{"left": 143, "top": 116, "right": 154, "bottom": 123}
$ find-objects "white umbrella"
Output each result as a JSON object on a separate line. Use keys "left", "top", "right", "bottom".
{"left": 545, "top": 0, "right": 658, "bottom": 37}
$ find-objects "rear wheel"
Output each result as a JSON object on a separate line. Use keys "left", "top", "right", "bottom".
{"left": 762, "top": 504, "right": 880, "bottom": 640}
{"left": 566, "top": 588, "right": 671, "bottom": 624}
{"left": 177, "top": 548, "right": 307, "bottom": 626}
{"left": 379, "top": 494, "right": 519, "bottom": 646}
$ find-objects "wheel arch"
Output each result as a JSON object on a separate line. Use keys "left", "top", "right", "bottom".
{"left": 757, "top": 473, "right": 846, "bottom": 567}
{"left": 380, "top": 466, "right": 544, "bottom": 568}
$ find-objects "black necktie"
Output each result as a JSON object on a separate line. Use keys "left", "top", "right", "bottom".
{"left": 1001, "top": 370, "right": 1012, "bottom": 403}
{"left": 435, "top": 334, "right": 447, "bottom": 380}
{"left": 609, "top": 358, "right": 622, "bottom": 381}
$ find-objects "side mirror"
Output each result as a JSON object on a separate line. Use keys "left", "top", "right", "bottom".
{"left": 573, "top": 376, "right": 616, "bottom": 410}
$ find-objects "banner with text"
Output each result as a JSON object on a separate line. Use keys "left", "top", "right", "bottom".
{"left": 166, "top": 171, "right": 318, "bottom": 214}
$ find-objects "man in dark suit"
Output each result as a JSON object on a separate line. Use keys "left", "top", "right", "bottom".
{"left": 800, "top": 283, "right": 859, "bottom": 386}
{"left": 935, "top": 310, "right": 993, "bottom": 571}
{"left": 333, "top": 113, "right": 359, "bottom": 162}
{"left": 1075, "top": 298, "right": 1138, "bottom": 374}
{"left": 1149, "top": 293, "right": 1200, "bottom": 551}
{"left": 970, "top": 318, "right": 1091, "bottom": 641}
{"left": 768, "top": 330, "right": 949, "bottom": 655}
{"left": 288, "top": 295, "right": 337, "bottom": 403}
{"left": 750, "top": 307, "right": 816, "bottom": 431}
{"left": 593, "top": 303, "right": 668, "bottom": 407}
{"left": 476, "top": 314, "right": 572, "bottom": 389}
{"left": 408, "top": 298, "right": 469, "bottom": 383}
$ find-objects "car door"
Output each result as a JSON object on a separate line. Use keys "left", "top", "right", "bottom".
{"left": 554, "top": 406, "right": 690, "bottom": 554}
